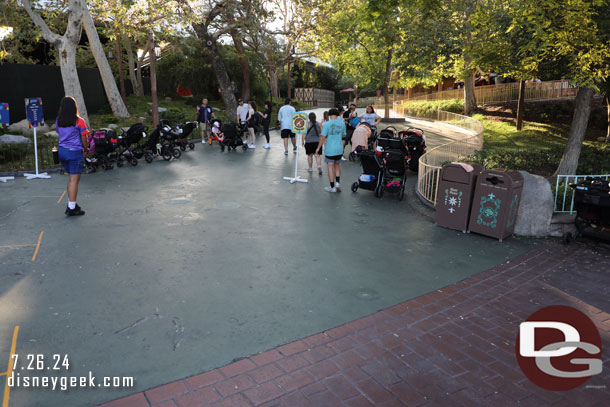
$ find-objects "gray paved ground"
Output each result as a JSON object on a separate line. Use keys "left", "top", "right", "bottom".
{"left": 0, "top": 113, "right": 533, "bottom": 406}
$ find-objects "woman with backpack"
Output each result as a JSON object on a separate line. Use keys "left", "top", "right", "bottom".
{"left": 303, "top": 112, "right": 323, "bottom": 174}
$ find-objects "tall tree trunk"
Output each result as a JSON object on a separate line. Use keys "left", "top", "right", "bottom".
{"left": 200, "top": 36, "right": 236, "bottom": 121}
{"left": 80, "top": 0, "right": 129, "bottom": 117}
{"left": 286, "top": 59, "right": 292, "bottom": 99}
{"left": 554, "top": 87, "right": 595, "bottom": 176}
{"left": 269, "top": 68, "right": 279, "bottom": 99}
{"left": 57, "top": 41, "right": 89, "bottom": 124}
{"left": 516, "top": 80, "right": 526, "bottom": 130}
{"left": 115, "top": 38, "right": 126, "bottom": 102}
{"left": 123, "top": 35, "right": 140, "bottom": 97}
{"left": 383, "top": 48, "right": 392, "bottom": 118}
{"left": 231, "top": 30, "right": 251, "bottom": 101}
{"left": 605, "top": 95, "right": 609, "bottom": 143}
{"left": 136, "top": 47, "right": 147, "bottom": 97}
{"left": 148, "top": 29, "right": 159, "bottom": 127}
{"left": 463, "top": 70, "right": 476, "bottom": 116}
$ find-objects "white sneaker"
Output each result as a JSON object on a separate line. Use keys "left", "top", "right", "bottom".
{"left": 307, "top": 168, "right": 313, "bottom": 172}
{"left": 248, "top": 144, "right": 256, "bottom": 149}
{"left": 324, "top": 186, "right": 337, "bottom": 193}
{"left": 263, "top": 143, "right": 270, "bottom": 149}
{"left": 335, "top": 182, "right": 341, "bottom": 192}
{"left": 341, "top": 156, "right": 346, "bottom": 161}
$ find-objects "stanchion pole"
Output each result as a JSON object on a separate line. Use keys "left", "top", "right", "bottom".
{"left": 24, "top": 127, "right": 51, "bottom": 180}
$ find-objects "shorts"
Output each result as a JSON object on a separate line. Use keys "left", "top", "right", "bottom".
{"left": 305, "top": 142, "right": 321, "bottom": 155}
{"left": 198, "top": 122, "right": 208, "bottom": 131}
{"left": 281, "top": 129, "right": 295, "bottom": 139}
{"left": 324, "top": 154, "right": 343, "bottom": 164}
{"left": 58, "top": 146, "right": 84, "bottom": 175}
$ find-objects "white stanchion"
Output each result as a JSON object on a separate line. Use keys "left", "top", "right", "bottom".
{"left": 283, "top": 133, "right": 308, "bottom": 184}
{"left": 0, "top": 176, "right": 14, "bottom": 182}
{"left": 24, "top": 127, "right": 51, "bottom": 180}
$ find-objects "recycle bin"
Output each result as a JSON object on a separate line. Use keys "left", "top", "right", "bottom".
{"left": 435, "top": 163, "right": 483, "bottom": 232}
{"left": 468, "top": 169, "right": 524, "bottom": 241}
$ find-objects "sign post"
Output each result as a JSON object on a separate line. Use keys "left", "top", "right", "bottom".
{"left": 23, "top": 97, "right": 51, "bottom": 180}
{"left": 0, "top": 102, "right": 15, "bottom": 182}
{"left": 283, "top": 112, "right": 309, "bottom": 184}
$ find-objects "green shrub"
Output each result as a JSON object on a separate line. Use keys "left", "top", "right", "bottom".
{"left": 161, "top": 107, "right": 188, "bottom": 123}
{"left": 401, "top": 99, "right": 464, "bottom": 117}
{"left": 98, "top": 114, "right": 121, "bottom": 124}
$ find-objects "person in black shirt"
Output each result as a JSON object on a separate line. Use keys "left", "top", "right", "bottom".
{"left": 261, "top": 101, "right": 272, "bottom": 149}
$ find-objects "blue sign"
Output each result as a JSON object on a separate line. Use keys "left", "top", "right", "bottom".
{"left": 25, "top": 97, "right": 44, "bottom": 128}
{"left": 0, "top": 103, "right": 8, "bottom": 128}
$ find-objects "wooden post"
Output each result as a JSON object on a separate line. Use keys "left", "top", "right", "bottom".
{"left": 516, "top": 80, "right": 526, "bottom": 131}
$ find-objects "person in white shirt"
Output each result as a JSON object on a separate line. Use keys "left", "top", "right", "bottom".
{"left": 236, "top": 98, "right": 250, "bottom": 144}
{"left": 277, "top": 98, "right": 297, "bottom": 155}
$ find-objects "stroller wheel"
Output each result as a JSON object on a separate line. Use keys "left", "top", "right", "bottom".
{"left": 116, "top": 157, "right": 124, "bottom": 167}
{"left": 180, "top": 144, "right": 186, "bottom": 151}
{"left": 131, "top": 158, "right": 138, "bottom": 166}
{"left": 351, "top": 182, "right": 359, "bottom": 192}
{"left": 172, "top": 147, "right": 182, "bottom": 159}
{"left": 189, "top": 143, "right": 195, "bottom": 150}
{"left": 161, "top": 147, "right": 172, "bottom": 161}
{"left": 145, "top": 154, "right": 153, "bottom": 163}
{"left": 398, "top": 184, "right": 405, "bottom": 201}
{"left": 101, "top": 163, "right": 108, "bottom": 171}
{"left": 134, "top": 151, "right": 144, "bottom": 159}
{"left": 242, "top": 144, "right": 248, "bottom": 150}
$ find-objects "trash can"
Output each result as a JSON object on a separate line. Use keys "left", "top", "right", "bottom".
{"left": 468, "top": 169, "right": 524, "bottom": 241}
{"left": 435, "top": 163, "right": 483, "bottom": 232}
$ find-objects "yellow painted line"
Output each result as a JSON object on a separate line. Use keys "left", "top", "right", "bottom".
{"left": 0, "top": 195, "right": 59, "bottom": 200}
{"left": 31, "top": 232, "right": 43, "bottom": 262}
{"left": 0, "top": 244, "right": 37, "bottom": 248}
{"left": 57, "top": 191, "right": 66, "bottom": 204}
{"left": 2, "top": 326, "right": 19, "bottom": 407}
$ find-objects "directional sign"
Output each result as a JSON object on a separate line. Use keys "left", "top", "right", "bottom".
{"left": 25, "top": 97, "right": 44, "bottom": 128}
{"left": 291, "top": 112, "right": 308, "bottom": 134}
{"left": 0, "top": 103, "right": 8, "bottom": 128}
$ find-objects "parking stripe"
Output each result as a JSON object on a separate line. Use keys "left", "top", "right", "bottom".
{"left": 31, "top": 232, "right": 43, "bottom": 262}
{"left": 1, "top": 326, "right": 19, "bottom": 407}
{"left": 57, "top": 191, "right": 66, "bottom": 204}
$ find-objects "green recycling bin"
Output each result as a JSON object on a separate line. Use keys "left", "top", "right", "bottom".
{"left": 435, "top": 163, "right": 483, "bottom": 233}
{"left": 468, "top": 169, "right": 524, "bottom": 241}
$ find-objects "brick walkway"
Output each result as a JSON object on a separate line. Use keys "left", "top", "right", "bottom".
{"left": 100, "top": 241, "right": 610, "bottom": 407}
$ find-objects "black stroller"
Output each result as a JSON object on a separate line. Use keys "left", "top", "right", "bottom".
{"left": 85, "top": 129, "right": 118, "bottom": 173}
{"left": 117, "top": 123, "right": 148, "bottom": 166}
{"left": 564, "top": 177, "right": 610, "bottom": 243}
{"left": 351, "top": 149, "right": 383, "bottom": 194}
{"left": 399, "top": 127, "right": 426, "bottom": 172}
{"left": 142, "top": 128, "right": 175, "bottom": 162}
{"left": 220, "top": 121, "right": 248, "bottom": 152}
{"left": 158, "top": 120, "right": 183, "bottom": 159}
{"left": 377, "top": 149, "right": 407, "bottom": 200}
{"left": 160, "top": 121, "right": 196, "bottom": 151}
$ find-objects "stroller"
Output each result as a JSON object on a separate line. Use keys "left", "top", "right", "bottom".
{"left": 399, "top": 127, "right": 426, "bottom": 172}
{"left": 208, "top": 119, "right": 225, "bottom": 146}
{"left": 117, "top": 123, "right": 148, "bottom": 167}
{"left": 377, "top": 148, "right": 408, "bottom": 200}
{"left": 377, "top": 126, "right": 408, "bottom": 155}
{"left": 564, "top": 177, "right": 610, "bottom": 244}
{"left": 350, "top": 149, "right": 383, "bottom": 194}
{"left": 220, "top": 121, "right": 248, "bottom": 152}
{"left": 170, "top": 121, "right": 197, "bottom": 151}
{"left": 157, "top": 120, "right": 183, "bottom": 159}
{"left": 85, "top": 129, "right": 118, "bottom": 173}
{"left": 142, "top": 128, "right": 175, "bottom": 162}
{"left": 348, "top": 123, "right": 376, "bottom": 161}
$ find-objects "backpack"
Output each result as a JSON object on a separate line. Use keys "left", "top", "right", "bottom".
{"left": 248, "top": 112, "right": 262, "bottom": 127}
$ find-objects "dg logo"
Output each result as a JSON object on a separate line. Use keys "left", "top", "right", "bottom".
{"left": 516, "top": 305, "right": 603, "bottom": 391}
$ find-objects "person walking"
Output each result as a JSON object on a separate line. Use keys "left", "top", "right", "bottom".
{"left": 303, "top": 112, "right": 323, "bottom": 175}
{"left": 196, "top": 98, "right": 215, "bottom": 142}
{"left": 56, "top": 96, "right": 89, "bottom": 216}
{"left": 245, "top": 100, "right": 258, "bottom": 149}
{"left": 261, "top": 101, "right": 272, "bottom": 149}
{"left": 316, "top": 108, "right": 346, "bottom": 192}
{"left": 278, "top": 98, "right": 296, "bottom": 155}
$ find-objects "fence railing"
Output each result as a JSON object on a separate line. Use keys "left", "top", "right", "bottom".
{"left": 0, "top": 139, "right": 62, "bottom": 174}
{"left": 554, "top": 174, "right": 610, "bottom": 214}
{"left": 355, "top": 80, "right": 577, "bottom": 107}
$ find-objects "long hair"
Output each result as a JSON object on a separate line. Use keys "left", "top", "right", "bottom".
{"left": 264, "top": 101, "right": 271, "bottom": 110}
{"left": 323, "top": 111, "right": 329, "bottom": 122}
{"left": 57, "top": 96, "right": 79, "bottom": 127}
{"left": 366, "top": 105, "right": 375, "bottom": 114}
{"left": 308, "top": 112, "right": 317, "bottom": 129}
{"left": 249, "top": 101, "right": 257, "bottom": 112}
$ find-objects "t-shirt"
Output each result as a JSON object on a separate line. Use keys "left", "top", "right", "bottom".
{"left": 305, "top": 122, "right": 322, "bottom": 144}
{"left": 278, "top": 104, "right": 296, "bottom": 130}
{"left": 262, "top": 107, "right": 272, "bottom": 124}
{"left": 321, "top": 118, "right": 346, "bottom": 156}
{"left": 198, "top": 105, "right": 213, "bottom": 123}
{"left": 236, "top": 104, "right": 249, "bottom": 123}
{"left": 360, "top": 113, "right": 380, "bottom": 126}
{"left": 57, "top": 117, "right": 89, "bottom": 151}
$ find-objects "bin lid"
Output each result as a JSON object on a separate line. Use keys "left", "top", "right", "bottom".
{"left": 479, "top": 168, "right": 524, "bottom": 188}
{"left": 441, "top": 163, "right": 483, "bottom": 183}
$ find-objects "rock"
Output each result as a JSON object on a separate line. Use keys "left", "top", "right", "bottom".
{"left": 597, "top": 137, "right": 607, "bottom": 142}
{"left": 0, "top": 134, "right": 32, "bottom": 145}
{"left": 108, "top": 124, "right": 119, "bottom": 129}
{"left": 548, "top": 213, "right": 577, "bottom": 237}
{"left": 164, "top": 97, "right": 172, "bottom": 101}
{"left": 9, "top": 119, "right": 50, "bottom": 135}
{"left": 45, "top": 131, "right": 59, "bottom": 138}
{"left": 514, "top": 171, "right": 554, "bottom": 236}
{"left": 138, "top": 117, "right": 146, "bottom": 123}
{"left": 157, "top": 107, "right": 167, "bottom": 113}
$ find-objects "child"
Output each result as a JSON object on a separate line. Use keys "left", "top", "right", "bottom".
{"left": 210, "top": 120, "right": 224, "bottom": 143}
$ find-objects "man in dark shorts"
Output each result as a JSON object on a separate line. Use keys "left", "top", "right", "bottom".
{"left": 278, "top": 98, "right": 296, "bottom": 155}
{"left": 316, "top": 108, "right": 346, "bottom": 192}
